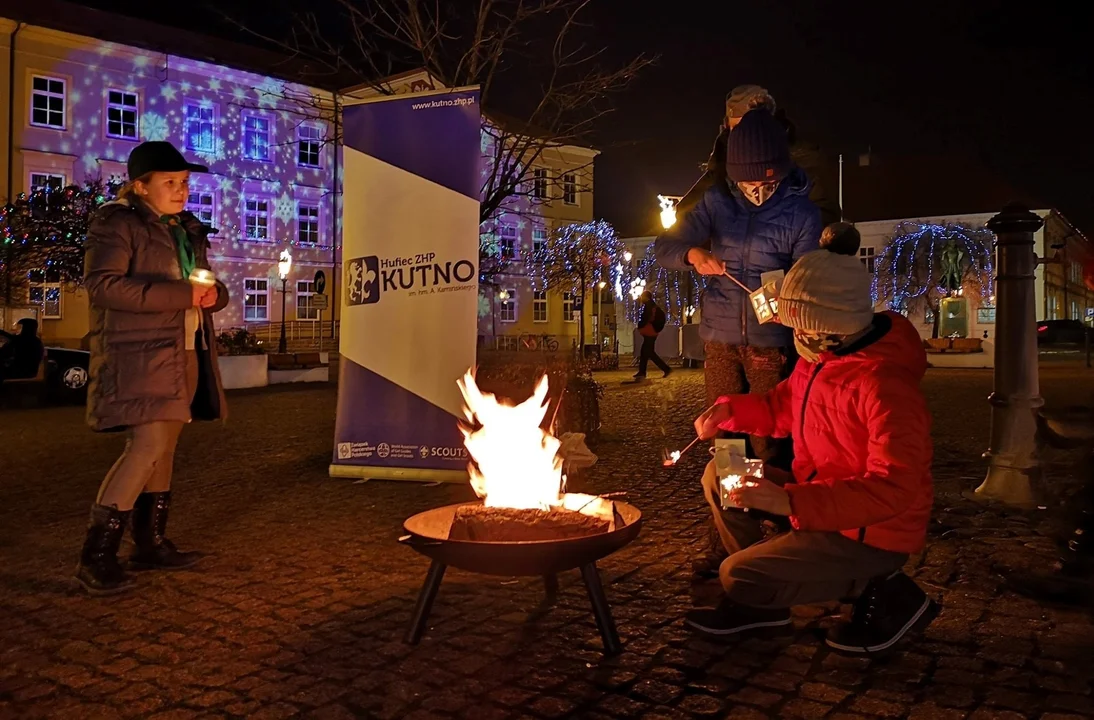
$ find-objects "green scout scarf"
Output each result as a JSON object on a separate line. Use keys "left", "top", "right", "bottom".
{"left": 161, "top": 215, "right": 197, "bottom": 280}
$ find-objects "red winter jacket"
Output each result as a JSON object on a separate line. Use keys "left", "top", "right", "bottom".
{"left": 717, "top": 312, "right": 933, "bottom": 555}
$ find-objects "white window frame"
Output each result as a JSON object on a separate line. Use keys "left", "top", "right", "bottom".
{"left": 859, "top": 246, "right": 876, "bottom": 273}
{"left": 1070, "top": 261, "right": 1083, "bottom": 285}
{"left": 242, "top": 197, "right": 272, "bottom": 242}
{"left": 533, "top": 168, "right": 549, "bottom": 200}
{"left": 1048, "top": 294, "right": 1059, "bottom": 321}
{"left": 241, "top": 112, "right": 272, "bottom": 162}
{"left": 296, "top": 280, "right": 320, "bottom": 321}
{"left": 244, "top": 278, "right": 269, "bottom": 321}
{"left": 500, "top": 288, "right": 518, "bottom": 323}
{"left": 29, "top": 281, "right": 62, "bottom": 319}
{"left": 183, "top": 101, "right": 218, "bottom": 154}
{"left": 104, "top": 89, "right": 139, "bottom": 141}
{"left": 532, "top": 227, "right": 548, "bottom": 256}
{"left": 29, "top": 172, "right": 65, "bottom": 192}
{"left": 30, "top": 75, "right": 66, "bottom": 130}
{"left": 297, "top": 124, "right": 322, "bottom": 168}
{"left": 533, "top": 290, "right": 548, "bottom": 323}
{"left": 297, "top": 202, "right": 320, "bottom": 246}
{"left": 977, "top": 305, "right": 996, "bottom": 324}
{"left": 186, "top": 190, "right": 216, "bottom": 232}
{"left": 499, "top": 223, "right": 519, "bottom": 259}
{"left": 562, "top": 172, "right": 578, "bottom": 206}
{"left": 1072, "top": 300, "right": 1081, "bottom": 321}
{"left": 563, "top": 292, "right": 576, "bottom": 322}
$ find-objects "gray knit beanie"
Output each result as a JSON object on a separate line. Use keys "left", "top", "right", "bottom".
{"left": 725, "top": 85, "right": 776, "bottom": 120}
{"left": 778, "top": 250, "right": 875, "bottom": 335}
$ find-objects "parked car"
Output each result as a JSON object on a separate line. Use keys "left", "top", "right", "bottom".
{"left": 43, "top": 346, "right": 90, "bottom": 404}
{"left": 1037, "top": 319, "right": 1094, "bottom": 346}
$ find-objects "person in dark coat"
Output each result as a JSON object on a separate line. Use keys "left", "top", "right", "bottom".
{"left": 634, "top": 291, "right": 672, "bottom": 379}
{"left": 0, "top": 318, "right": 45, "bottom": 382}
{"left": 76, "top": 141, "right": 230, "bottom": 595}
{"left": 674, "top": 86, "right": 840, "bottom": 228}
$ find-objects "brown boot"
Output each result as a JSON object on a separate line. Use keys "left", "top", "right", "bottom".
{"left": 75, "top": 505, "right": 136, "bottom": 595}
{"left": 128, "top": 492, "right": 202, "bottom": 570}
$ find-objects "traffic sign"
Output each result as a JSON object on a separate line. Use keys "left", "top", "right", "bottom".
{"left": 313, "top": 270, "right": 327, "bottom": 295}
{"left": 312, "top": 294, "right": 329, "bottom": 310}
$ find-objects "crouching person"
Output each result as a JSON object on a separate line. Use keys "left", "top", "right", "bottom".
{"left": 684, "top": 249, "right": 937, "bottom": 653}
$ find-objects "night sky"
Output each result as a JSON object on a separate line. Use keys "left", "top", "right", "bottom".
{"left": 74, "top": 0, "right": 1094, "bottom": 238}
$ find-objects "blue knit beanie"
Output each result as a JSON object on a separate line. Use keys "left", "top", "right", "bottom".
{"left": 725, "top": 109, "right": 792, "bottom": 183}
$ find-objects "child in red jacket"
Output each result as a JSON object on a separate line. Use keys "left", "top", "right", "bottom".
{"left": 686, "top": 248, "right": 937, "bottom": 653}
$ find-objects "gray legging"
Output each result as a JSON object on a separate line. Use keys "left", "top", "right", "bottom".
{"left": 96, "top": 351, "right": 198, "bottom": 511}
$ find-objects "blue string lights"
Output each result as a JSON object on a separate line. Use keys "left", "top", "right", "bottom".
{"left": 625, "top": 242, "right": 697, "bottom": 325}
{"left": 872, "top": 220, "right": 996, "bottom": 318}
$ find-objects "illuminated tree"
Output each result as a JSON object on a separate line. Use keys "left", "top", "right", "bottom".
{"left": 628, "top": 243, "right": 698, "bottom": 326}
{"left": 0, "top": 178, "right": 121, "bottom": 306}
{"left": 873, "top": 221, "right": 996, "bottom": 338}
{"left": 528, "top": 220, "right": 626, "bottom": 350}
{"left": 230, "top": 0, "right": 654, "bottom": 286}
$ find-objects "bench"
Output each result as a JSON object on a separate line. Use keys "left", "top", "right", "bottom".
{"left": 267, "top": 352, "right": 330, "bottom": 384}
{"left": 924, "top": 338, "right": 984, "bottom": 354}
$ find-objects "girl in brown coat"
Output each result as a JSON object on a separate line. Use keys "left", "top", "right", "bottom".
{"left": 77, "top": 141, "right": 229, "bottom": 595}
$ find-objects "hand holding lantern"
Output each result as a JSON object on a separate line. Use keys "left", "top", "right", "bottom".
{"left": 727, "top": 475, "right": 792, "bottom": 516}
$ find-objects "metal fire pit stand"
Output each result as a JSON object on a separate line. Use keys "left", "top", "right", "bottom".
{"left": 404, "top": 562, "right": 622, "bottom": 655}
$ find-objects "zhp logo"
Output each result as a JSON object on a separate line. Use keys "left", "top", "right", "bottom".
{"left": 347, "top": 256, "right": 380, "bottom": 306}
{"left": 337, "top": 443, "right": 352, "bottom": 459}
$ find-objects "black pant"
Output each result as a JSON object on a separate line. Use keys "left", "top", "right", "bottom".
{"left": 637, "top": 335, "right": 670, "bottom": 376}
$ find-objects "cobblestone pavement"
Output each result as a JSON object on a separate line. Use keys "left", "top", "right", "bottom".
{"left": 2, "top": 365, "right": 1094, "bottom": 720}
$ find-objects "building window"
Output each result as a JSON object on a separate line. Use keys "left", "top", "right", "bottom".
{"left": 296, "top": 280, "right": 319, "bottom": 320}
{"left": 532, "top": 227, "right": 548, "bottom": 256}
{"left": 533, "top": 168, "right": 548, "bottom": 200}
{"left": 242, "top": 115, "right": 271, "bottom": 161}
{"left": 243, "top": 199, "right": 270, "bottom": 242}
{"left": 30, "top": 76, "right": 66, "bottom": 130}
{"left": 1072, "top": 300, "right": 1081, "bottom": 321}
{"left": 298, "top": 125, "right": 322, "bottom": 168}
{"left": 184, "top": 102, "right": 217, "bottom": 153}
{"left": 500, "top": 289, "right": 517, "bottom": 323}
{"left": 499, "top": 223, "right": 518, "bottom": 259}
{"left": 497, "top": 335, "right": 519, "bottom": 351}
{"left": 297, "top": 203, "right": 320, "bottom": 246}
{"left": 244, "top": 278, "right": 269, "bottom": 321}
{"left": 533, "top": 290, "right": 548, "bottom": 323}
{"left": 105, "top": 90, "right": 139, "bottom": 140}
{"left": 1070, "top": 261, "right": 1083, "bottom": 285}
{"left": 562, "top": 173, "right": 578, "bottom": 205}
{"left": 859, "top": 246, "right": 875, "bottom": 273}
{"left": 563, "top": 292, "right": 576, "bottom": 322}
{"left": 28, "top": 270, "right": 62, "bottom": 319}
{"left": 977, "top": 306, "right": 996, "bottom": 324}
{"left": 1048, "top": 294, "right": 1059, "bottom": 321}
{"left": 29, "top": 172, "right": 65, "bottom": 192}
{"left": 186, "top": 191, "right": 215, "bottom": 230}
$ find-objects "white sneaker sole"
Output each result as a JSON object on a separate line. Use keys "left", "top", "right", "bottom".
{"left": 825, "top": 596, "right": 933, "bottom": 653}
{"left": 685, "top": 616, "right": 793, "bottom": 636}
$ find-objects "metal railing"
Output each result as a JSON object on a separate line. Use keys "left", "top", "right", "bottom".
{"left": 235, "top": 321, "right": 340, "bottom": 351}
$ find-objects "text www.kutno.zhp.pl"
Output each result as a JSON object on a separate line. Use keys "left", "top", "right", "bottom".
{"left": 410, "top": 97, "right": 476, "bottom": 110}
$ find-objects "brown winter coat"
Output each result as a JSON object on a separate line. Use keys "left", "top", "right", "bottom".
{"left": 84, "top": 198, "right": 229, "bottom": 432}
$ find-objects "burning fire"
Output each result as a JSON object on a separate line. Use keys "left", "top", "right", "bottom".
{"left": 457, "top": 370, "right": 613, "bottom": 520}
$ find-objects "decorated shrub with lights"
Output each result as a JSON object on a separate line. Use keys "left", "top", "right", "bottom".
{"left": 625, "top": 243, "right": 699, "bottom": 326}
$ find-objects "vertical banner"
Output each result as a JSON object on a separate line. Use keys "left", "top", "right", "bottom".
{"left": 330, "top": 88, "right": 481, "bottom": 481}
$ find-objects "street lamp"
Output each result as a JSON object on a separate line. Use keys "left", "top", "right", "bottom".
{"left": 658, "top": 195, "right": 678, "bottom": 229}
{"left": 597, "top": 280, "right": 606, "bottom": 346}
{"left": 277, "top": 249, "right": 292, "bottom": 354}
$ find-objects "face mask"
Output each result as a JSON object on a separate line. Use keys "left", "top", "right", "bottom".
{"left": 793, "top": 331, "right": 843, "bottom": 363}
{"left": 736, "top": 180, "right": 780, "bottom": 207}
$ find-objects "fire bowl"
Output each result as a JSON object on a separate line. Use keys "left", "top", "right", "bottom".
{"left": 401, "top": 500, "right": 643, "bottom": 577}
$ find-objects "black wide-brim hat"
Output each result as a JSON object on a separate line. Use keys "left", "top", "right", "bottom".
{"left": 127, "top": 141, "right": 208, "bottom": 180}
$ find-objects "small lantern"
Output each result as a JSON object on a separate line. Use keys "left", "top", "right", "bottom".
{"left": 749, "top": 269, "right": 784, "bottom": 325}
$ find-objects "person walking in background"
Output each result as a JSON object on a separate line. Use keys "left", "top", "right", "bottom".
{"left": 634, "top": 290, "right": 672, "bottom": 380}
{"left": 76, "top": 140, "right": 230, "bottom": 595}
{"left": 0, "top": 318, "right": 45, "bottom": 383}
{"left": 655, "top": 108, "right": 821, "bottom": 577}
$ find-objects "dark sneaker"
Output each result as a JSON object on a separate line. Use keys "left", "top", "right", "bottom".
{"left": 825, "top": 571, "right": 938, "bottom": 654}
{"left": 685, "top": 599, "right": 792, "bottom": 637}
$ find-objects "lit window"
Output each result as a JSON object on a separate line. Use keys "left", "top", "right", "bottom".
{"left": 29, "top": 172, "right": 65, "bottom": 192}
{"left": 296, "top": 280, "right": 319, "bottom": 320}
{"left": 186, "top": 192, "right": 215, "bottom": 230}
{"left": 298, "top": 125, "right": 322, "bottom": 168}
{"left": 533, "top": 168, "right": 548, "bottom": 199}
{"left": 1072, "top": 301, "right": 1081, "bottom": 321}
{"left": 562, "top": 173, "right": 578, "bottom": 205}
{"left": 859, "top": 246, "right": 875, "bottom": 273}
{"left": 244, "top": 278, "right": 269, "bottom": 321}
{"left": 532, "top": 227, "right": 548, "bottom": 255}
{"left": 533, "top": 290, "right": 548, "bottom": 323}
{"left": 500, "top": 289, "right": 517, "bottom": 323}
{"left": 243, "top": 199, "right": 270, "bottom": 241}
{"left": 243, "top": 115, "right": 271, "bottom": 161}
{"left": 105, "top": 90, "right": 138, "bottom": 140}
{"left": 563, "top": 292, "right": 576, "bottom": 322}
{"left": 1048, "top": 294, "right": 1059, "bottom": 321}
{"left": 977, "top": 306, "right": 996, "bottom": 324}
{"left": 1070, "top": 261, "right": 1083, "bottom": 284}
{"left": 28, "top": 269, "right": 62, "bottom": 319}
{"left": 30, "top": 76, "right": 65, "bottom": 129}
{"left": 185, "top": 103, "right": 216, "bottom": 153}
{"left": 499, "top": 223, "right": 518, "bottom": 259}
{"left": 297, "top": 203, "right": 320, "bottom": 245}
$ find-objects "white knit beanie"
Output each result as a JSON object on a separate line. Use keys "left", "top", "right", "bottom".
{"left": 778, "top": 250, "right": 875, "bottom": 335}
